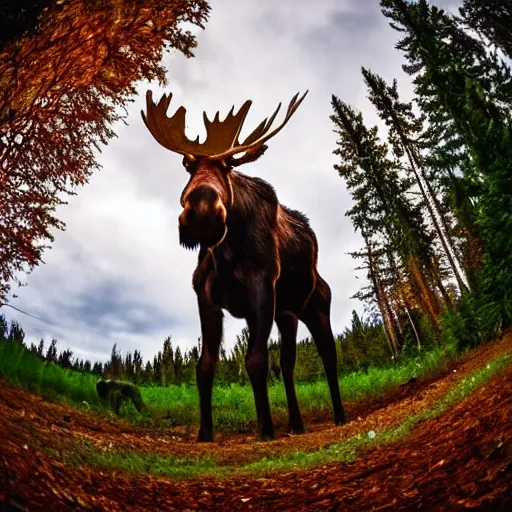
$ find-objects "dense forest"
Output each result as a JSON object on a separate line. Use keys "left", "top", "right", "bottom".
{"left": 331, "top": 0, "right": 512, "bottom": 356}
{"left": 0, "top": 311, "right": 389, "bottom": 385}
{"left": 1, "top": 0, "right": 512, "bottom": 387}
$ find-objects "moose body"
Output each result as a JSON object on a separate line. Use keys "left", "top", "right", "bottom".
{"left": 142, "top": 90, "right": 346, "bottom": 441}
{"left": 189, "top": 171, "right": 317, "bottom": 320}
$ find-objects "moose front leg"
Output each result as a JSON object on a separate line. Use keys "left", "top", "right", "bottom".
{"left": 245, "top": 274, "right": 276, "bottom": 441}
{"left": 196, "top": 295, "right": 223, "bottom": 442}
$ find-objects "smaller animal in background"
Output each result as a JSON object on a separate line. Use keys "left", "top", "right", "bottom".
{"left": 96, "top": 379, "right": 145, "bottom": 415}
{"left": 271, "top": 363, "right": 281, "bottom": 381}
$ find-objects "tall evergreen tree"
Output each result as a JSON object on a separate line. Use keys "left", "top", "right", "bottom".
{"left": 331, "top": 95, "right": 444, "bottom": 338}
{"left": 153, "top": 352, "right": 162, "bottom": 385}
{"left": 144, "top": 360, "right": 153, "bottom": 384}
{"left": 460, "top": 0, "right": 512, "bottom": 59}
{"left": 133, "top": 349, "right": 144, "bottom": 383}
{"left": 380, "top": 0, "right": 512, "bottom": 337}
{"left": 107, "top": 344, "right": 123, "bottom": 379}
{"left": 161, "top": 336, "right": 175, "bottom": 386}
{"left": 173, "top": 346, "right": 184, "bottom": 384}
{"left": 45, "top": 339, "right": 57, "bottom": 363}
{"left": 58, "top": 348, "right": 74, "bottom": 369}
{"left": 37, "top": 339, "right": 45, "bottom": 359}
{"left": 92, "top": 361, "right": 103, "bottom": 376}
{"left": 361, "top": 67, "right": 469, "bottom": 292}
{"left": 349, "top": 238, "right": 401, "bottom": 357}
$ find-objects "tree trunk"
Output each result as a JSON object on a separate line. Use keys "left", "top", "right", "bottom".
{"left": 366, "top": 238, "right": 399, "bottom": 359}
{"left": 431, "top": 253, "right": 453, "bottom": 309}
{"left": 404, "top": 302, "right": 422, "bottom": 350}
{"left": 408, "top": 255, "right": 441, "bottom": 334}
{"left": 406, "top": 145, "right": 470, "bottom": 293}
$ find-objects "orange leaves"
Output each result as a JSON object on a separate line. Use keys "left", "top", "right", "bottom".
{"left": 0, "top": 0, "right": 210, "bottom": 303}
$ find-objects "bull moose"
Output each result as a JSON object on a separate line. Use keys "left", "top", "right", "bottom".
{"left": 141, "top": 90, "right": 345, "bottom": 441}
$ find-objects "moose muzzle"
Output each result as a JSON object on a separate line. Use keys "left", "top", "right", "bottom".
{"left": 178, "top": 190, "right": 227, "bottom": 250}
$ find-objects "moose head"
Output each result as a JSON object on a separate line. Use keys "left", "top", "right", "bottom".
{"left": 141, "top": 90, "right": 307, "bottom": 250}
{"left": 141, "top": 90, "right": 345, "bottom": 442}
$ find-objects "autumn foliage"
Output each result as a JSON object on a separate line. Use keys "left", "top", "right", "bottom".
{"left": 0, "top": 0, "right": 210, "bottom": 303}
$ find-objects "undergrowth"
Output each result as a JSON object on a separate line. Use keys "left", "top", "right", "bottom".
{"left": 1, "top": 333, "right": 460, "bottom": 432}
{"left": 59, "top": 352, "right": 512, "bottom": 479}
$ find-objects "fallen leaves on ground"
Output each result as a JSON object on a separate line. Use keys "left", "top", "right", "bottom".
{"left": 0, "top": 334, "right": 511, "bottom": 511}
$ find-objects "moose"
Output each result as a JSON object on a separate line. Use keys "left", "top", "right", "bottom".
{"left": 141, "top": 89, "right": 345, "bottom": 441}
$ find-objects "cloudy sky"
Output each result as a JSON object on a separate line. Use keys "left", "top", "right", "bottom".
{"left": 4, "top": 0, "right": 461, "bottom": 364}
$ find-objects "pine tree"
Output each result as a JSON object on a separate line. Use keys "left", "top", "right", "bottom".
{"left": 45, "top": 339, "right": 57, "bottom": 363}
{"left": 92, "top": 361, "right": 103, "bottom": 376}
{"left": 349, "top": 239, "right": 401, "bottom": 358}
{"left": 133, "top": 349, "right": 144, "bottom": 384}
{"left": 161, "top": 336, "right": 175, "bottom": 386}
{"left": 460, "top": 0, "right": 512, "bottom": 59}
{"left": 331, "top": 95, "right": 443, "bottom": 339}
{"left": 37, "top": 339, "right": 45, "bottom": 358}
{"left": 124, "top": 352, "right": 134, "bottom": 382}
{"left": 106, "top": 344, "right": 123, "bottom": 379}
{"left": 380, "top": 0, "right": 512, "bottom": 337}
{"left": 6, "top": 320, "right": 25, "bottom": 343}
{"left": 361, "top": 67, "right": 469, "bottom": 292}
{"left": 153, "top": 352, "right": 162, "bottom": 385}
{"left": 173, "top": 346, "right": 184, "bottom": 384}
{"left": 144, "top": 360, "right": 153, "bottom": 384}
{"left": 58, "top": 348, "right": 74, "bottom": 369}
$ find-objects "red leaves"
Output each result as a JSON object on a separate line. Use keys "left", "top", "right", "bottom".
{"left": 0, "top": 0, "right": 210, "bottom": 302}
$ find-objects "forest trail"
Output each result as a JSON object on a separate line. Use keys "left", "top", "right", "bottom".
{"left": 0, "top": 334, "right": 511, "bottom": 511}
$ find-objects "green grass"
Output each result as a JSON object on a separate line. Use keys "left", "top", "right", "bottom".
{"left": 0, "top": 338, "right": 102, "bottom": 408}
{"left": 60, "top": 439, "right": 223, "bottom": 479}
{"left": 0, "top": 335, "right": 459, "bottom": 432}
{"left": 136, "top": 343, "right": 458, "bottom": 431}
{"left": 59, "top": 352, "right": 512, "bottom": 479}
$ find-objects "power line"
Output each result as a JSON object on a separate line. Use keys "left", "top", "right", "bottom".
{"left": 0, "top": 303, "right": 43, "bottom": 321}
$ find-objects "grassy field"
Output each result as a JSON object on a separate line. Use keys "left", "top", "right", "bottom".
{"left": 0, "top": 335, "right": 461, "bottom": 432}
{"left": 59, "top": 352, "right": 512, "bottom": 478}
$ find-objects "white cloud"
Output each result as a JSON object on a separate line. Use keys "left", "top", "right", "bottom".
{"left": 3, "top": 0, "right": 460, "bottom": 365}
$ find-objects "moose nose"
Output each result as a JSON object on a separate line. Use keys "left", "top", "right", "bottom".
{"left": 178, "top": 209, "right": 188, "bottom": 226}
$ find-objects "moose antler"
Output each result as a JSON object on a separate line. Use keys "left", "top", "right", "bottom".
{"left": 141, "top": 90, "right": 308, "bottom": 161}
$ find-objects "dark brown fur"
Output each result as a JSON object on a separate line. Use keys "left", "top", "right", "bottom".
{"left": 179, "top": 156, "right": 345, "bottom": 441}
{"left": 96, "top": 379, "right": 145, "bottom": 415}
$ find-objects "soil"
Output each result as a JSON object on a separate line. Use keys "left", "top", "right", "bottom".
{"left": 0, "top": 335, "right": 511, "bottom": 511}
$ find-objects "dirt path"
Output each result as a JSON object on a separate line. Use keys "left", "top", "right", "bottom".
{"left": 1, "top": 335, "right": 511, "bottom": 511}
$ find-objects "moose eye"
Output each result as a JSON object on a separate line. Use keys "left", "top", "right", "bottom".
{"left": 182, "top": 156, "right": 197, "bottom": 173}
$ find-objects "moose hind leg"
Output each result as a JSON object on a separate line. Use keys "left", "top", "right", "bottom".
{"left": 196, "top": 296, "right": 223, "bottom": 442}
{"left": 300, "top": 276, "right": 346, "bottom": 425}
{"left": 276, "top": 313, "right": 304, "bottom": 434}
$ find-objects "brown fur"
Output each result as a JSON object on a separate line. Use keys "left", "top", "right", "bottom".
{"left": 177, "top": 155, "right": 346, "bottom": 442}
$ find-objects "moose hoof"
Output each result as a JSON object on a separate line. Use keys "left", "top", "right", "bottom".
{"left": 287, "top": 421, "right": 305, "bottom": 435}
{"left": 334, "top": 416, "right": 347, "bottom": 426}
{"left": 259, "top": 428, "right": 275, "bottom": 442}
{"left": 293, "top": 424, "right": 305, "bottom": 435}
{"left": 198, "top": 429, "right": 214, "bottom": 442}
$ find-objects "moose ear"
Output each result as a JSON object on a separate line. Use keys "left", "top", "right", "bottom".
{"left": 182, "top": 155, "right": 197, "bottom": 173}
